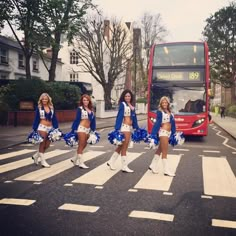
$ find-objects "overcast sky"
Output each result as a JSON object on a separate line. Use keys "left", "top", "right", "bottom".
{"left": 94, "top": 0, "right": 232, "bottom": 42}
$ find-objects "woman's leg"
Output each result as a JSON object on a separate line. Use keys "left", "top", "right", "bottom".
{"left": 121, "top": 132, "right": 134, "bottom": 173}
{"left": 76, "top": 132, "right": 89, "bottom": 168}
{"left": 38, "top": 131, "right": 50, "bottom": 168}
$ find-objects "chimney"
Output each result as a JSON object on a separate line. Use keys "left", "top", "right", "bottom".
{"left": 104, "top": 20, "right": 110, "bottom": 41}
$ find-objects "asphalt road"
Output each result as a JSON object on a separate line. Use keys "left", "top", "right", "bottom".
{"left": 0, "top": 121, "right": 235, "bottom": 236}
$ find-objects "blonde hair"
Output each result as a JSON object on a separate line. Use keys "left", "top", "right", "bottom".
{"left": 38, "top": 93, "right": 53, "bottom": 109}
{"left": 158, "top": 96, "right": 171, "bottom": 112}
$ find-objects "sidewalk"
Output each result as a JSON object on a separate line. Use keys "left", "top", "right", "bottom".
{"left": 0, "top": 114, "right": 147, "bottom": 150}
{"left": 210, "top": 112, "right": 236, "bottom": 140}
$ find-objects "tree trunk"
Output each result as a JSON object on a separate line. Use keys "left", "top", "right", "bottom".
{"left": 25, "top": 54, "right": 31, "bottom": 80}
{"left": 103, "top": 84, "right": 113, "bottom": 110}
{"left": 48, "top": 31, "right": 61, "bottom": 82}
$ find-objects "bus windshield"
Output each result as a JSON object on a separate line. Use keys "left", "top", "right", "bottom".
{"left": 153, "top": 43, "right": 205, "bottom": 66}
{"left": 150, "top": 84, "right": 206, "bottom": 115}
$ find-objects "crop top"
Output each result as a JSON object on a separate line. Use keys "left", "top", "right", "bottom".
{"left": 115, "top": 102, "right": 139, "bottom": 130}
{"left": 32, "top": 106, "right": 58, "bottom": 131}
{"left": 71, "top": 106, "right": 96, "bottom": 132}
{"left": 151, "top": 110, "right": 176, "bottom": 136}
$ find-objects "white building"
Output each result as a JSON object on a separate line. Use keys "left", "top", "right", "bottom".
{"left": 0, "top": 35, "right": 62, "bottom": 82}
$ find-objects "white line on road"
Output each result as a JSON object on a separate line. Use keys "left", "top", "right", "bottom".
{"left": 58, "top": 203, "right": 99, "bottom": 213}
{"left": 0, "top": 150, "right": 71, "bottom": 174}
{"left": 201, "top": 195, "right": 213, "bottom": 199}
{"left": 203, "top": 150, "right": 220, "bottom": 153}
{"left": 0, "top": 198, "right": 36, "bottom": 206}
{"left": 72, "top": 152, "right": 143, "bottom": 185}
{"left": 212, "top": 219, "right": 236, "bottom": 229}
{"left": 173, "top": 149, "right": 189, "bottom": 151}
{"left": 15, "top": 151, "right": 104, "bottom": 182}
{"left": 202, "top": 156, "right": 236, "bottom": 197}
{"left": 129, "top": 210, "right": 174, "bottom": 222}
{"left": 134, "top": 154, "right": 182, "bottom": 191}
{"left": 0, "top": 149, "right": 35, "bottom": 160}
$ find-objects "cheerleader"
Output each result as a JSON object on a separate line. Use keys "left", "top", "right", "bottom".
{"left": 32, "top": 93, "right": 59, "bottom": 168}
{"left": 107, "top": 89, "right": 139, "bottom": 173}
{"left": 149, "top": 96, "right": 176, "bottom": 176}
{"left": 70, "top": 94, "right": 96, "bottom": 168}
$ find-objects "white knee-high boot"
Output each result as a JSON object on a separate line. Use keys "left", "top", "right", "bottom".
{"left": 162, "top": 158, "right": 175, "bottom": 177}
{"left": 107, "top": 152, "right": 119, "bottom": 170}
{"left": 121, "top": 156, "right": 134, "bottom": 173}
{"left": 71, "top": 153, "right": 79, "bottom": 166}
{"left": 32, "top": 151, "right": 40, "bottom": 165}
{"left": 149, "top": 154, "right": 160, "bottom": 174}
{"left": 39, "top": 152, "right": 50, "bottom": 168}
{"left": 78, "top": 154, "right": 89, "bottom": 169}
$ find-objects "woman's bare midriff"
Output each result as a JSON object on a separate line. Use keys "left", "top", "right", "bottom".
{"left": 80, "top": 119, "right": 90, "bottom": 128}
{"left": 123, "top": 117, "right": 132, "bottom": 126}
{"left": 161, "top": 123, "right": 171, "bottom": 132}
{"left": 40, "top": 119, "right": 52, "bottom": 127}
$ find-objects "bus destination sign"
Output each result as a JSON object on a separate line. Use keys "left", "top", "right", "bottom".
{"left": 156, "top": 71, "right": 201, "bottom": 81}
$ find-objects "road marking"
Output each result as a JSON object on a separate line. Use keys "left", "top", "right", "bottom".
{"left": 213, "top": 126, "right": 236, "bottom": 151}
{"left": 4, "top": 180, "right": 13, "bottom": 183}
{"left": 0, "top": 149, "right": 35, "bottom": 160}
{"left": 128, "top": 189, "right": 138, "bottom": 192}
{"left": 173, "top": 149, "right": 189, "bottom": 151}
{"left": 212, "top": 219, "right": 236, "bottom": 229}
{"left": 163, "top": 192, "right": 173, "bottom": 196}
{"left": 232, "top": 152, "right": 236, "bottom": 154}
{"left": 15, "top": 151, "right": 104, "bottom": 182}
{"left": 95, "top": 186, "right": 103, "bottom": 189}
{"left": 64, "top": 183, "right": 73, "bottom": 187}
{"left": 201, "top": 195, "right": 213, "bottom": 199}
{"left": 0, "top": 150, "right": 71, "bottom": 174}
{"left": 202, "top": 156, "right": 236, "bottom": 197}
{"left": 72, "top": 152, "right": 143, "bottom": 185}
{"left": 58, "top": 203, "right": 99, "bottom": 213}
{"left": 203, "top": 150, "right": 220, "bottom": 153}
{"left": 129, "top": 210, "right": 174, "bottom": 222}
{"left": 0, "top": 198, "right": 35, "bottom": 206}
{"left": 134, "top": 154, "right": 182, "bottom": 191}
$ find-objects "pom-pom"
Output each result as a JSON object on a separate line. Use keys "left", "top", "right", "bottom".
{"left": 169, "top": 132, "right": 185, "bottom": 146}
{"left": 108, "top": 130, "right": 125, "bottom": 145}
{"left": 63, "top": 131, "right": 78, "bottom": 147}
{"left": 144, "top": 134, "right": 159, "bottom": 149}
{"left": 131, "top": 128, "right": 148, "bottom": 143}
{"left": 27, "top": 131, "right": 44, "bottom": 144}
{"left": 48, "top": 128, "right": 63, "bottom": 142}
{"left": 87, "top": 131, "right": 100, "bottom": 145}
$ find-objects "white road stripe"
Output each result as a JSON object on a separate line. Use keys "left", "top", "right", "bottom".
{"left": 72, "top": 152, "right": 143, "bottom": 185}
{"left": 0, "top": 198, "right": 35, "bottom": 206}
{"left": 129, "top": 210, "right": 174, "bottom": 222}
{"left": 202, "top": 156, "right": 236, "bottom": 197}
{"left": 15, "top": 151, "right": 104, "bottom": 182}
{"left": 173, "top": 149, "right": 189, "bottom": 151}
{"left": 58, "top": 203, "right": 99, "bottom": 213}
{"left": 0, "top": 150, "right": 71, "bottom": 174}
{"left": 212, "top": 219, "right": 236, "bottom": 229}
{"left": 0, "top": 149, "right": 35, "bottom": 160}
{"left": 201, "top": 195, "right": 213, "bottom": 199}
{"left": 203, "top": 150, "right": 220, "bottom": 153}
{"left": 134, "top": 154, "right": 182, "bottom": 191}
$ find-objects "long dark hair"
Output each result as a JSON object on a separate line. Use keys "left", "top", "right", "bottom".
{"left": 118, "top": 89, "right": 134, "bottom": 104}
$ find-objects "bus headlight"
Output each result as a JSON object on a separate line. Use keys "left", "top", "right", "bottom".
{"left": 150, "top": 117, "right": 156, "bottom": 123}
{"left": 192, "top": 118, "right": 205, "bottom": 127}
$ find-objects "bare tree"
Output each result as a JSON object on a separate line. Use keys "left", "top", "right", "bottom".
{"left": 74, "top": 16, "right": 132, "bottom": 109}
{"left": 141, "top": 12, "right": 168, "bottom": 73}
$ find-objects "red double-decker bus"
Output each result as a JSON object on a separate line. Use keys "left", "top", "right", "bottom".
{"left": 147, "top": 42, "right": 210, "bottom": 136}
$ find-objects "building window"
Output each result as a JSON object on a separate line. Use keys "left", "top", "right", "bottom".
{"left": 0, "top": 48, "right": 8, "bottom": 64}
{"left": 70, "top": 50, "right": 79, "bottom": 64}
{"left": 69, "top": 73, "right": 79, "bottom": 82}
{"left": 32, "top": 58, "right": 39, "bottom": 72}
{"left": 18, "top": 53, "right": 25, "bottom": 68}
{"left": 0, "top": 72, "right": 9, "bottom": 80}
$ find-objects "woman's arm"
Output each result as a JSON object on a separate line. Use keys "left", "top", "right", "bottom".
{"left": 114, "top": 103, "right": 124, "bottom": 130}
{"left": 131, "top": 109, "right": 139, "bottom": 129}
{"left": 71, "top": 108, "right": 81, "bottom": 132}
{"left": 32, "top": 108, "right": 40, "bottom": 131}
{"left": 151, "top": 111, "right": 162, "bottom": 136}
{"left": 52, "top": 110, "right": 59, "bottom": 129}
{"left": 90, "top": 113, "right": 96, "bottom": 131}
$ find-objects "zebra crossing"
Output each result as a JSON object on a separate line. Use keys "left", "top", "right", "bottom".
{"left": 0, "top": 147, "right": 236, "bottom": 229}
{"left": 0, "top": 148, "right": 236, "bottom": 198}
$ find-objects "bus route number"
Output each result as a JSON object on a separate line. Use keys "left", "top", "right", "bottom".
{"left": 189, "top": 72, "right": 200, "bottom": 80}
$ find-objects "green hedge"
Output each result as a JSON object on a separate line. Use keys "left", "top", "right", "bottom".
{"left": 227, "top": 104, "right": 236, "bottom": 118}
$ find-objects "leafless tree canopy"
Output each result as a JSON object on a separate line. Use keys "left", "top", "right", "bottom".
{"left": 74, "top": 16, "right": 133, "bottom": 109}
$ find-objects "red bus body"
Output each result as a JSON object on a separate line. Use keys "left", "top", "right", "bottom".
{"left": 147, "top": 42, "right": 209, "bottom": 136}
